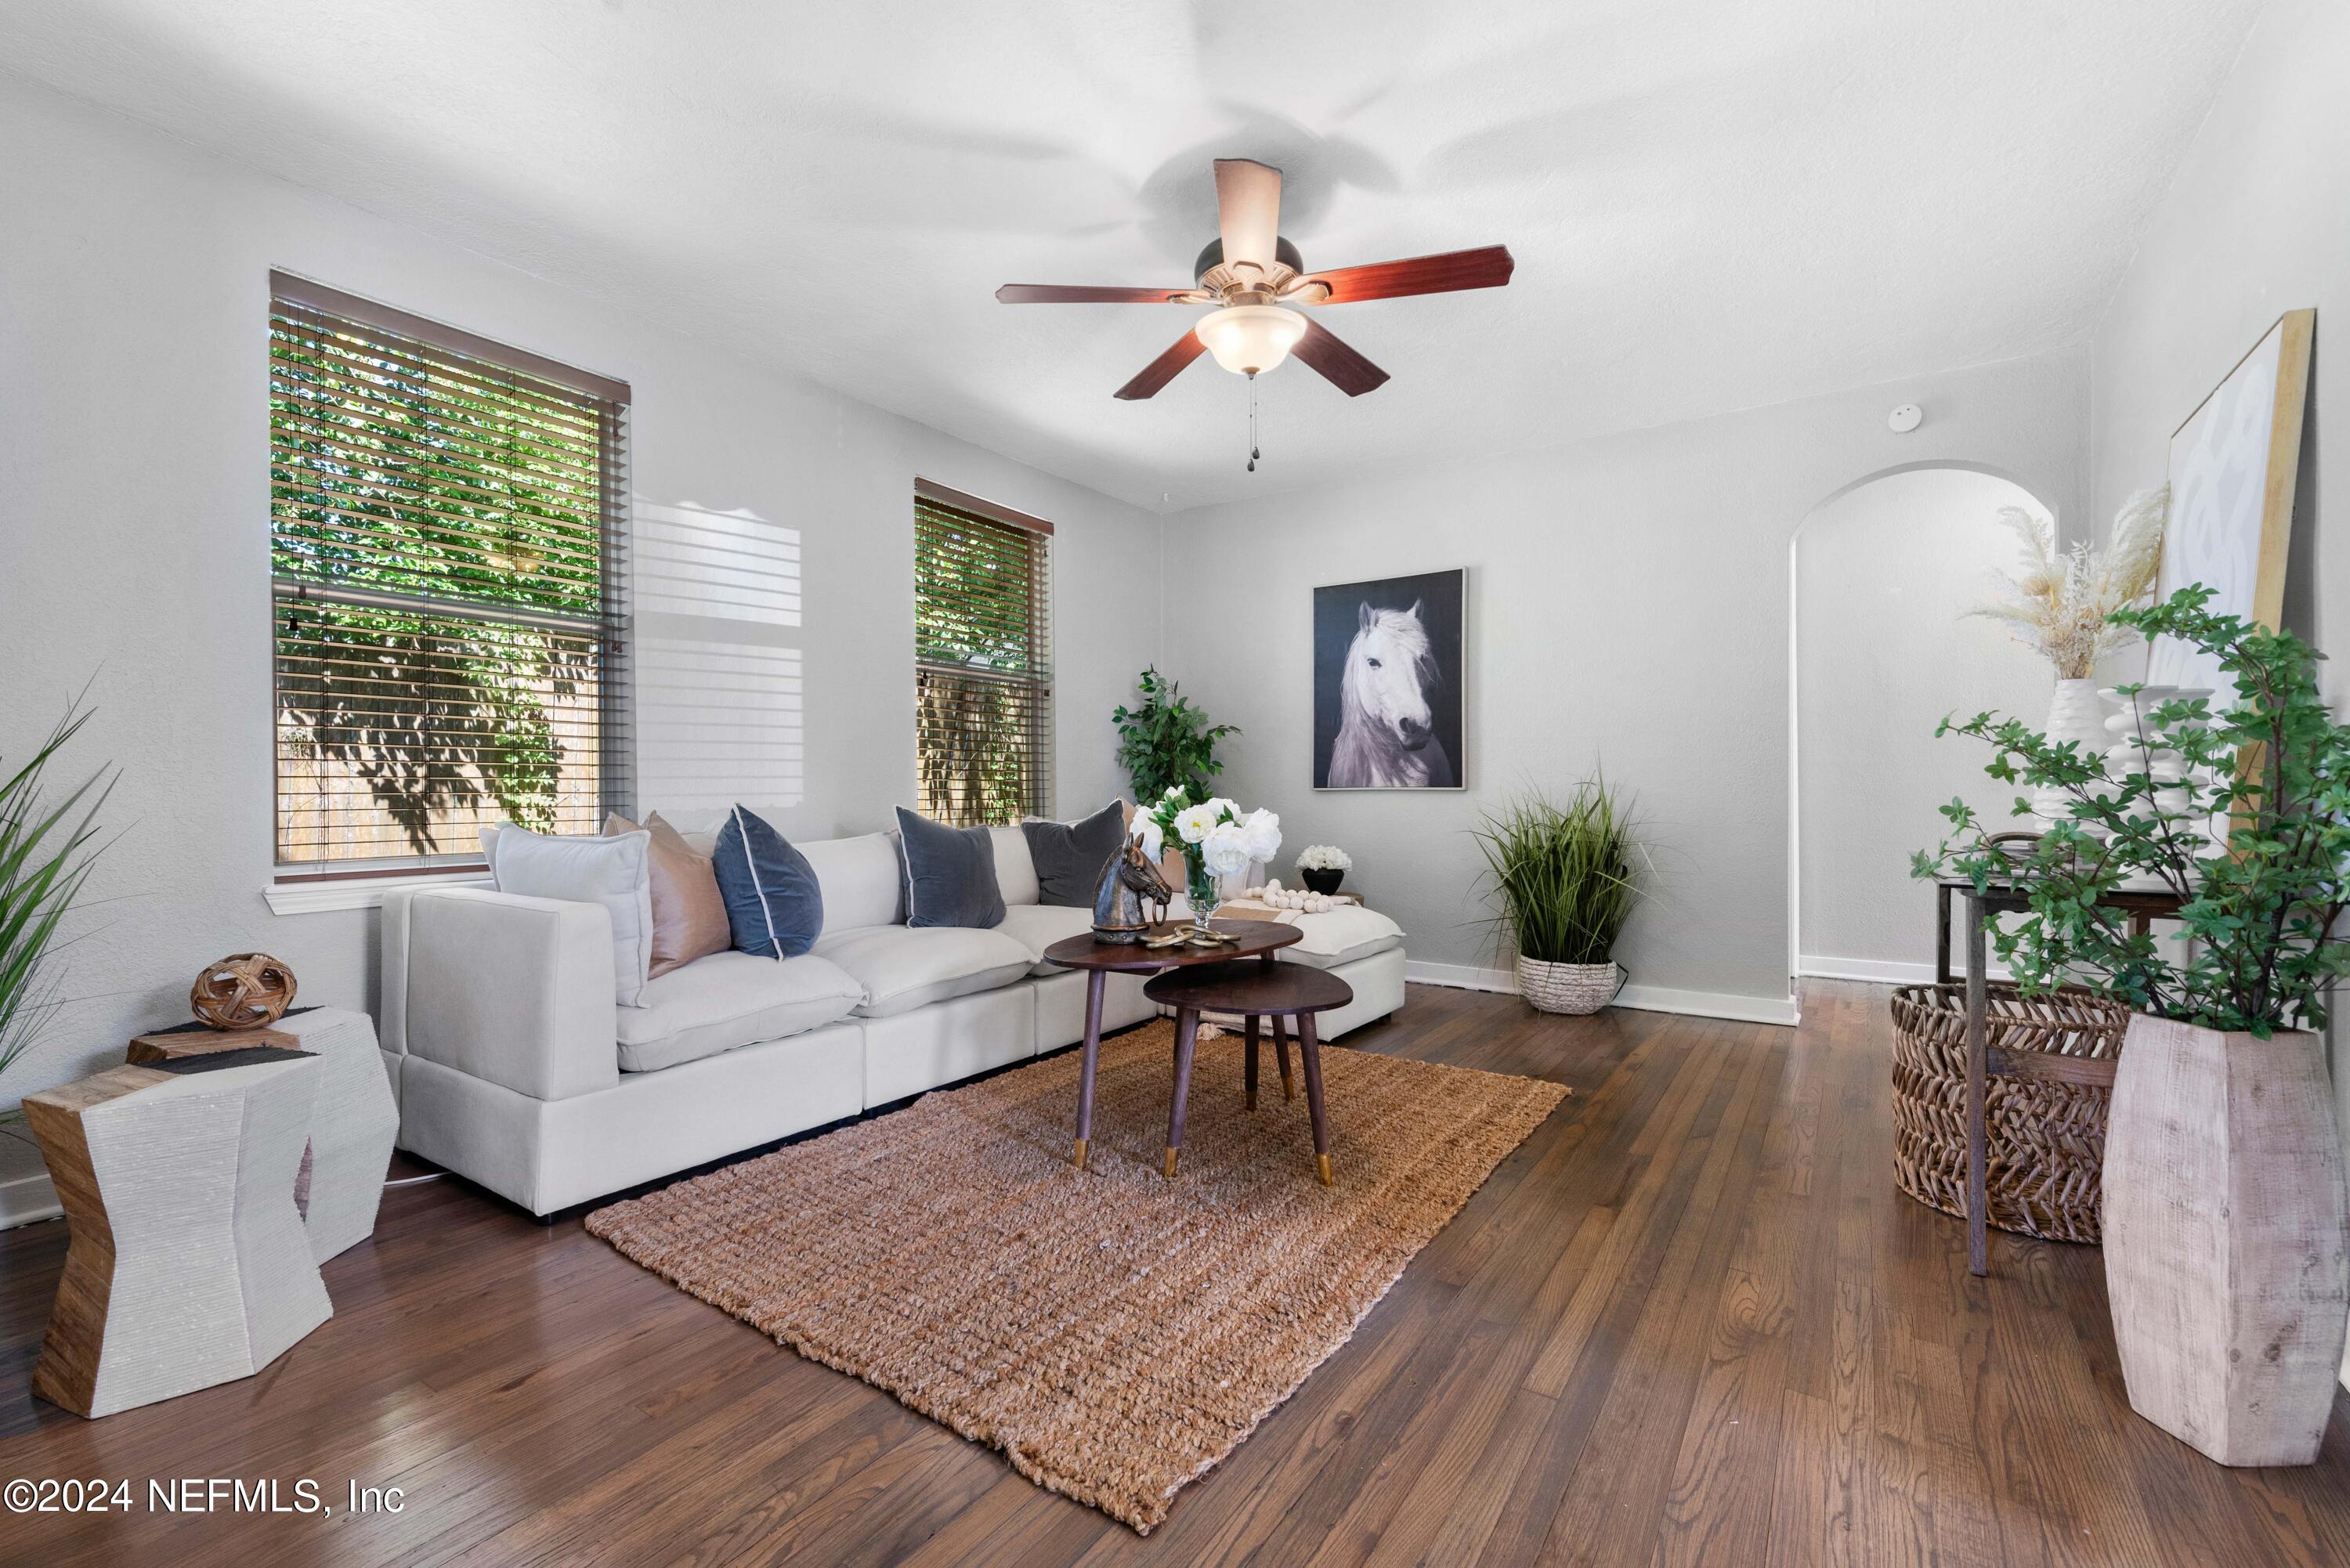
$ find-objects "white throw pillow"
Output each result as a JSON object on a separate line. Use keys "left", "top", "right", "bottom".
{"left": 487, "top": 823, "right": 656, "bottom": 1008}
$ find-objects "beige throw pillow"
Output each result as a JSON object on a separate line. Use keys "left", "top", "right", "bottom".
{"left": 606, "top": 811, "right": 733, "bottom": 978}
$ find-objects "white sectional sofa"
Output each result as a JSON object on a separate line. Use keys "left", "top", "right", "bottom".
{"left": 378, "top": 822, "right": 1407, "bottom": 1216}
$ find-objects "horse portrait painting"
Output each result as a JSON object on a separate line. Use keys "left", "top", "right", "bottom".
{"left": 1313, "top": 569, "right": 1465, "bottom": 789}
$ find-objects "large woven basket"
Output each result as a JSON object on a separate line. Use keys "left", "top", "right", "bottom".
{"left": 1517, "top": 955, "right": 1622, "bottom": 1015}
{"left": 1886, "top": 982, "right": 2127, "bottom": 1245}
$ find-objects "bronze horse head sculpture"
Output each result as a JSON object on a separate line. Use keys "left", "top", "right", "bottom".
{"left": 1091, "top": 837, "right": 1174, "bottom": 943}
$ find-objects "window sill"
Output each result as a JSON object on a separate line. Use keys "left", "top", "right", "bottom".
{"left": 265, "top": 870, "right": 493, "bottom": 916}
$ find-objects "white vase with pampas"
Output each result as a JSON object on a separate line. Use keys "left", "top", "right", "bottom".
{"left": 1969, "top": 488, "right": 2169, "bottom": 832}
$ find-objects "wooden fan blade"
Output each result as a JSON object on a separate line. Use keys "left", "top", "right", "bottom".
{"left": 1292, "top": 317, "right": 1390, "bottom": 396}
{"left": 1290, "top": 245, "right": 1514, "bottom": 304}
{"left": 996, "top": 284, "right": 1195, "bottom": 304}
{"left": 1213, "top": 158, "right": 1282, "bottom": 273}
{"left": 1114, "top": 331, "right": 1209, "bottom": 400}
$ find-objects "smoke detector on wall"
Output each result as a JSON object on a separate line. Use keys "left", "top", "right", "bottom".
{"left": 1888, "top": 403, "right": 1924, "bottom": 433}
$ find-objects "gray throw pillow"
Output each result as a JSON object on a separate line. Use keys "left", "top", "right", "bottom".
{"left": 1021, "top": 800, "right": 1129, "bottom": 908}
{"left": 895, "top": 807, "right": 1007, "bottom": 929}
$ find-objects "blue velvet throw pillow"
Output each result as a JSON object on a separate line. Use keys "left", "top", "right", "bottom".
{"left": 713, "top": 805, "right": 823, "bottom": 959}
{"left": 895, "top": 806, "right": 1007, "bottom": 930}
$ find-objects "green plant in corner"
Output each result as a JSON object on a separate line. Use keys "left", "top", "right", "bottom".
{"left": 1471, "top": 779, "right": 1647, "bottom": 967}
{"left": 1112, "top": 667, "right": 1238, "bottom": 803}
{"left": 1914, "top": 585, "right": 2350, "bottom": 1036}
{"left": 0, "top": 699, "right": 114, "bottom": 1125}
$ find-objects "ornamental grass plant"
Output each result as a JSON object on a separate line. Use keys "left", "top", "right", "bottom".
{"left": 1473, "top": 779, "right": 1647, "bottom": 967}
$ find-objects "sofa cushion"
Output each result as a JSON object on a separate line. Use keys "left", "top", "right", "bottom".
{"left": 615, "top": 950, "right": 863, "bottom": 1073}
{"left": 813, "top": 924, "right": 1035, "bottom": 1018}
{"left": 797, "top": 831, "right": 904, "bottom": 931}
{"left": 1021, "top": 799, "right": 1127, "bottom": 908}
{"left": 895, "top": 807, "right": 1006, "bottom": 929}
{"left": 996, "top": 902, "right": 1097, "bottom": 974}
{"left": 714, "top": 805, "right": 823, "bottom": 959}
{"left": 1269, "top": 905, "right": 1407, "bottom": 970}
{"left": 487, "top": 823, "right": 655, "bottom": 1008}
{"left": 990, "top": 826, "right": 1041, "bottom": 907}
{"left": 606, "top": 811, "right": 731, "bottom": 978}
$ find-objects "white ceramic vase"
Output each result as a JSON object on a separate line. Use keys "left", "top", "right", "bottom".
{"left": 2034, "top": 678, "right": 2106, "bottom": 829}
{"left": 2102, "top": 1014, "right": 2350, "bottom": 1465}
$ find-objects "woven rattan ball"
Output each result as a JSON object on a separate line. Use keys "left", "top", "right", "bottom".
{"left": 190, "top": 952, "right": 298, "bottom": 1030}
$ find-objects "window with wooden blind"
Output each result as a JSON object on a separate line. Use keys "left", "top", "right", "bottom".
{"left": 913, "top": 482, "right": 1053, "bottom": 826}
{"left": 269, "top": 273, "right": 631, "bottom": 875}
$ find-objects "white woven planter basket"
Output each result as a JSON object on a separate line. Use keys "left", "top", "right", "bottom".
{"left": 1517, "top": 955, "right": 1622, "bottom": 1015}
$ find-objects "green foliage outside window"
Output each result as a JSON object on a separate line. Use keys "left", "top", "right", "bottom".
{"left": 270, "top": 302, "right": 618, "bottom": 860}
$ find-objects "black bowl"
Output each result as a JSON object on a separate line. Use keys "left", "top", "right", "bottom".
{"left": 1300, "top": 866, "right": 1345, "bottom": 896}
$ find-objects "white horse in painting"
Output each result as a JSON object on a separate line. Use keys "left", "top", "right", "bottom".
{"left": 1328, "top": 600, "right": 1454, "bottom": 788}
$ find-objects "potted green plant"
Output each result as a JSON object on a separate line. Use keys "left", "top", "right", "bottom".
{"left": 1112, "top": 667, "right": 1237, "bottom": 804}
{"left": 1915, "top": 585, "right": 2350, "bottom": 1468}
{"left": 1472, "top": 779, "right": 1646, "bottom": 1015}
{"left": 2, "top": 699, "right": 114, "bottom": 1127}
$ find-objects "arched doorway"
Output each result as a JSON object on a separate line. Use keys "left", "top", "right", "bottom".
{"left": 1789, "top": 466, "right": 2058, "bottom": 983}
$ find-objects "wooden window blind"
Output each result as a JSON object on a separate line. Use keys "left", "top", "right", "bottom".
{"left": 269, "top": 273, "right": 631, "bottom": 874}
{"left": 913, "top": 487, "right": 1053, "bottom": 826}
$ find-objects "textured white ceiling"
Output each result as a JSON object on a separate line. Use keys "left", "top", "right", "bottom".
{"left": 0, "top": 0, "right": 2264, "bottom": 511}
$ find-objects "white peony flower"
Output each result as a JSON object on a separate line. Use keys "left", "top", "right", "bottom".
{"left": 1130, "top": 816, "right": 1164, "bottom": 862}
{"left": 1238, "top": 807, "right": 1282, "bottom": 863}
{"left": 1173, "top": 802, "right": 1223, "bottom": 844}
{"left": 1202, "top": 821, "right": 1254, "bottom": 878}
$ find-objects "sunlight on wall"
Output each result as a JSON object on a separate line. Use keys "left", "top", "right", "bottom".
{"left": 634, "top": 501, "right": 806, "bottom": 814}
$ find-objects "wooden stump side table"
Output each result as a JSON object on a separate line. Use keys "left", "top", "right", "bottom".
{"left": 1042, "top": 920, "right": 1303, "bottom": 1173}
{"left": 22, "top": 1053, "right": 334, "bottom": 1418}
{"left": 1143, "top": 959, "right": 1355, "bottom": 1185}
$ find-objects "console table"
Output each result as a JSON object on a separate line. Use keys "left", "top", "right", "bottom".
{"left": 1937, "top": 878, "right": 2184, "bottom": 1276}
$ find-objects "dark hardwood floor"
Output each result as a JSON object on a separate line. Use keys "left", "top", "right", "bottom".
{"left": 3, "top": 981, "right": 2346, "bottom": 1566}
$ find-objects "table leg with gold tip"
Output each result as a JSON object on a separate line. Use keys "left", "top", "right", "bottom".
{"left": 1164, "top": 1006, "right": 1199, "bottom": 1180}
{"left": 1072, "top": 970, "right": 1104, "bottom": 1169}
{"left": 1271, "top": 1014, "right": 1295, "bottom": 1101}
{"left": 1300, "top": 1013, "right": 1334, "bottom": 1186}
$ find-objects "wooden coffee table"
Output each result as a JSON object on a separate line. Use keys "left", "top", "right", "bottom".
{"left": 1042, "top": 920, "right": 1303, "bottom": 1175}
{"left": 1145, "top": 960, "right": 1354, "bottom": 1185}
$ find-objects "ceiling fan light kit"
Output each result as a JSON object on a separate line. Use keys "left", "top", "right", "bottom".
{"left": 1195, "top": 304, "right": 1308, "bottom": 376}
{"left": 996, "top": 157, "right": 1515, "bottom": 452}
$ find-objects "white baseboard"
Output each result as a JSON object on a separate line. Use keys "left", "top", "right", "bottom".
{"left": 1405, "top": 959, "right": 1799, "bottom": 1028}
{"left": 1405, "top": 959, "right": 1518, "bottom": 993}
{"left": 1, "top": 1170, "right": 60, "bottom": 1230}
{"left": 1797, "top": 955, "right": 2012, "bottom": 985}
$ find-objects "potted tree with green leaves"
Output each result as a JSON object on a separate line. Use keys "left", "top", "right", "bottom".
{"left": 1917, "top": 587, "right": 2350, "bottom": 1468}
{"left": 1473, "top": 779, "right": 1647, "bottom": 1015}
{"left": 1112, "top": 667, "right": 1237, "bottom": 803}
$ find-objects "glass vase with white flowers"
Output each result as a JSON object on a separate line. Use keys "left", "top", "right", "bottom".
{"left": 1130, "top": 786, "right": 1282, "bottom": 935}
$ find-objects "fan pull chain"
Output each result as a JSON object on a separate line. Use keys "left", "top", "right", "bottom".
{"left": 1246, "top": 371, "right": 1260, "bottom": 472}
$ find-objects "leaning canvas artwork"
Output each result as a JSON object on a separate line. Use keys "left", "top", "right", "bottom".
{"left": 2146, "top": 309, "right": 2313, "bottom": 692}
{"left": 1313, "top": 567, "right": 1466, "bottom": 789}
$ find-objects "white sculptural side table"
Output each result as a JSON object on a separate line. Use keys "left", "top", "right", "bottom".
{"left": 128, "top": 1006, "right": 397, "bottom": 1263}
{"left": 23, "top": 1052, "right": 334, "bottom": 1418}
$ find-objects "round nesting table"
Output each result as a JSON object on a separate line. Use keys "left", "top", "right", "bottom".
{"left": 1144, "top": 960, "right": 1354, "bottom": 1185}
{"left": 1042, "top": 920, "right": 1302, "bottom": 1175}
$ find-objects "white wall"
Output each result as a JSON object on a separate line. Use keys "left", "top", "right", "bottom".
{"left": 1159, "top": 349, "right": 2088, "bottom": 1019}
{"left": 1795, "top": 468, "right": 2057, "bottom": 978}
{"left": 0, "top": 79, "right": 1161, "bottom": 1207}
{"left": 2084, "top": 0, "right": 2350, "bottom": 1385}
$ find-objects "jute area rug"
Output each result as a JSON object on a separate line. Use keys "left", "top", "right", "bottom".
{"left": 587, "top": 1019, "right": 1567, "bottom": 1533}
